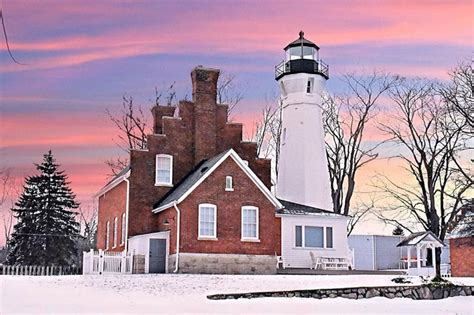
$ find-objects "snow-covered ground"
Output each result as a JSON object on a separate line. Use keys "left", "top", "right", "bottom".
{"left": 1, "top": 274, "right": 473, "bottom": 314}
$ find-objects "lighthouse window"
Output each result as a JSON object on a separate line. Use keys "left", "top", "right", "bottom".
{"left": 282, "top": 128, "right": 287, "bottom": 145}
{"left": 303, "top": 46, "right": 316, "bottom": 60}
{"left": 306, "top": 80, "right": 312, "bottom": 93}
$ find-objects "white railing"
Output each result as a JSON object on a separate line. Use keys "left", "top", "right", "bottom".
{"left": 82, "top": 249, "right": 133, "bottom": 275}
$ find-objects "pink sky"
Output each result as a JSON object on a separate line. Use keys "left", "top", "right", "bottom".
{"left": 0, "top": 1, "right": 471, "bottom": 244}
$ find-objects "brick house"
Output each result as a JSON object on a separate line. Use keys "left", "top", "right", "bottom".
{"left": 96, "top": 66, "right": 283, "bottom": 274}
{"left": 96, "top": 33, "right": 351, "bottom": 275}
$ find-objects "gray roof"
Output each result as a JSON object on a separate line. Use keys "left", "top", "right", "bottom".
{"left": 276, "top": 199, "right": 340, "bottom": 216}
{"left": 284, "top": 31, "right": 319, "bottom": 50}
{"left": 103, "top": 165, "right": 130, "bottom": 187}
{"left": 153, "top": 150, "right": 230, "bottom": 210}
{"left": 397, "top": 231, "right": 446, "bottom": 247}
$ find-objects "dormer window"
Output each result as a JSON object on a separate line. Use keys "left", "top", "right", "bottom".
{"left": 225, "top": 176, "right": 233, "bottom": 191}
{"left": 155, "top": 154, "right": 173, "bottom": 186}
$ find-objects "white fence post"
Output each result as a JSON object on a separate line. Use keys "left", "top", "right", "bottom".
{"left": 98, "top": 249, "right": 104, "bottom": 275}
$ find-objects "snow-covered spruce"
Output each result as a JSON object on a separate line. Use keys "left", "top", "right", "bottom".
{"left": 7, "top": 151, "right": 80, "bottom": 266}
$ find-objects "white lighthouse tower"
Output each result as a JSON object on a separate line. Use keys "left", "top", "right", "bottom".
{"left": 275, "top": 31, "right": 333, "bottom": 211}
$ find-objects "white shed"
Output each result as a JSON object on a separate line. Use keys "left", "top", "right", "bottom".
{"left": 397, "top": 231, "right": 445, "bottom": 277}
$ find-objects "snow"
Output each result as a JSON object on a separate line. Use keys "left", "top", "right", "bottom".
{"left": 0, "top": 274, "right": 473, "bottom": 314}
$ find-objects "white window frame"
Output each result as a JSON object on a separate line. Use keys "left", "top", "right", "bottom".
{"left": 198, "top": 203, "right": 217, "bottom": 239}
{"left": 241, "top": 206, "right": 259, "bottom": 241}
{"left": 155, "top": 154, "right": 173, "bottom": 186}
{"left": 295, "top": 225, "right": 333, "bottom": 249}
{"left": 225, "top": 176, "right": 233, "bottom": 191}
{"left": 105, "top": 221, "right": 110, "bottom": 250}
{"left": 113, "top": 217, "right": 118, "bottom": 248}
{"left": 121, "top": 213, "right": 126, "bottom": 245}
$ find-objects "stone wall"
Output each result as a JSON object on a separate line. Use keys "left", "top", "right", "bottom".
{"left": 169, "top": 253, "right": 277, "bottom": 274}
{"left": 208, "top": 284, "right": 473, "bottom": 300}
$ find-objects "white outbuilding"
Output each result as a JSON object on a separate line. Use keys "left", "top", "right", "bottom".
{"left": 397, "top": 231, "right": 445, "bottom": 277}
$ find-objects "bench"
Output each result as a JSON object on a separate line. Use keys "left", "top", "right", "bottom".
{"left": 310, "top": 252, "right": 350, "bottom": 270}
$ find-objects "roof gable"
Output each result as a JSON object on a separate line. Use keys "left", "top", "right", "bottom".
{"left": 397, "top": 231, "right": 446, "bottom": 247}
{"left": 94, "top": 166, "right": 130, "bottom": 198}
{"left": 153, "top": 149, "right": 282, "bottom": 212}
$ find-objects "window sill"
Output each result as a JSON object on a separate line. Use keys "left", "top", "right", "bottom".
{"left": 241, "top": 238, "right": 260, "bottom": 243}
{"left": 198, "top": 237, "right": 218, "bottom": 241}
{"left": 155, "top": 183, "right": 173, "bottom": 187}
{"left": 293, "top": 247, "right": 335, "bottom": 250}
{"left": 225, "top": 188, "right": 234, "bottom": 192}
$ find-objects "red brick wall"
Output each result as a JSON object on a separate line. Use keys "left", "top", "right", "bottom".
{"left": 97, "top": 181, "right": 127, "bottom": 252}
{"left": 126, "top": 66, "right": 272, "bottom": 239}
{"left": 170, "top": 157, "right": 280, "bottom": 256}
{"left": 450, "top": 236, "right": 474, "bottom": 277}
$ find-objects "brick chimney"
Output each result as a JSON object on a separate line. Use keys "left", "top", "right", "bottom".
{"left": 151, "top": 105, "right": 176, "bottom": 134}
{"left": 191, "top": 66, "right": 220, "bottom": 164}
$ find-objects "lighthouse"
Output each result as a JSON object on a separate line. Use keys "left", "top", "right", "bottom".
{"left": 275, "top": 31, "right": 333, "bottom": 211}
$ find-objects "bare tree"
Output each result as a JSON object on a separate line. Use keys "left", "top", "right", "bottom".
{"left": 323, "top": 72, "right": 400, "bottom": 223}
{"left": 78, "top": 207, "right": 98, "bottom": 250}
{"left": 377, "top": 77, "right": 472, "bottom": 277}
{"left": 216, "top": 72, "right": 243, "bottom": 119}
{"left": 106, "top": 75, "right": 242, "bottom": 176}
{"left": 249, "top": 99, "right": 282, "bottom": 182}
{"left": 105, "top": 95, "right": 150, "bottom": 176}
{"left": 0, "top": 168, "right": 20, "bottom": 249}
{"left": 439, "top": 62, "right": 473, "bottom": 132}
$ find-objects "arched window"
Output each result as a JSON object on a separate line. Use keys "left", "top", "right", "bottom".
{"left": 121, "top": 213, "right": 126, "bottom": 245}
{"left": 113, "top": 217, "right": 118, "bottom": 248}
{"left": 105, "top": 221, "right": 110, "bottom": 250}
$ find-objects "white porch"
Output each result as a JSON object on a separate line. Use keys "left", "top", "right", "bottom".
{"left": 397, "top": 231, "right": 445, "bottom": 277}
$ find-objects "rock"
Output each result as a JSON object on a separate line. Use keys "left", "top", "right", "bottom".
{"left": 432, "top": 289, "right": 443, "bottom": 300}
{"left": 443, "top": 290, "right": 450, "bottom": 299}
{"left": 388, "top": 287, "right": 396, "bottom": 293}
{"left": 418, "top": 287, "right": 433, "bottom": 300}
{"left": 329, "top": 293, "right": 336, "bottom": 298}
{"left": 347, "top": 293, "right": 358, "bottom": 299}
{"left": 366, "top": 289, "right": 379, "bottom": 298}
{"left": 357, "top": 288, "right": 366, "bottom": 294}
{"left": 465, "top": 287, "right": 472, "bottom": 296}
{"left": 459, "top": 290, "right": 466, "bottom": 296}
{"left": 384, "top": 292, "right": 395, "bottom": 299}
{"left": 287, "top": 293, "right": 294, "bottom": 297}
{"left": 395, "top": 292, "right": 403, "bottom": 298}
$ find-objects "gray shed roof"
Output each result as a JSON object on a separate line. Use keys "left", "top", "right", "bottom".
{"left": 153, "top": 150, "right": 230, "bottom": 210}
{"left": 397, "top": 231, "right": 446, "bottom": 247}
{"left": 276, "top": 199, "right": 342, "bottom": 216}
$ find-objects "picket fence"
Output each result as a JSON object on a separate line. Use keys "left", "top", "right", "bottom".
{"left": 1, "top": 264, "right": 81, "bottom": 276}
{"left": 82, "top": 249, "right": 133, "bottom": 275}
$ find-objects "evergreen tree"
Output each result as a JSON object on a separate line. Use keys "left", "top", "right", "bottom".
{"left": 7, "top": 151, "right": 80, "bottom": 265}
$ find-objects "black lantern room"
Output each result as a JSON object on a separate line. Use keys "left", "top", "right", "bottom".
{"left": 275, "top": 31, "right": 329, "bottom": 80}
